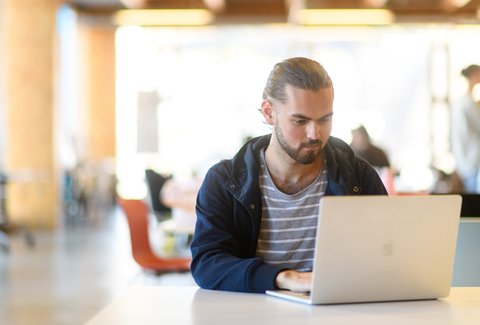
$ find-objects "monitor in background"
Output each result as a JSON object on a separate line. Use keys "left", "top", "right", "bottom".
{"left": 460, "top": 194, "right": 480, "bottom": 217}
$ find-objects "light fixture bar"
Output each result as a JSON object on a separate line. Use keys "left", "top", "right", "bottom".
{"left": 294, "top": 9, "right": 395, "bottom": 26}
{"left": 113, "top": 9, "right": 214, "bottom": 26}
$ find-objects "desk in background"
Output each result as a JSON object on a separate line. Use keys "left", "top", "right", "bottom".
{"left": 86, "top": 286, "right": 480, "bottom": 325}
{"left": 453, "top": 217, "right": 480, "bottom": 286}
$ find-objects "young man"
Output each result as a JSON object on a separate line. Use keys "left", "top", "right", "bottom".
{"left": 190, "top": 57, "right": 387, "bottom": 293}
{"left": 451, "top": 64, "right": 480, "bottom": 193}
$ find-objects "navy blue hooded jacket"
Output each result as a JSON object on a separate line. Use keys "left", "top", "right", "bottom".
{"left": 190, "top": 134, "right": 387, "bottom": 293}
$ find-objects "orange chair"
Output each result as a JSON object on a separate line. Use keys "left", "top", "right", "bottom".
{"left": 118, "top": 198, "right": 191, "bottom": 273}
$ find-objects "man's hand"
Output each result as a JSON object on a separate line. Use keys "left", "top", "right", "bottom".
{"left": 275, "top": 270, "right": 312, "bottom": 293}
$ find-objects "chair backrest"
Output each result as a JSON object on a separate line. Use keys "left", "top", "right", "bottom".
{"left": 118, "top": 199, "right": 156, "bottom": 264}
{"left": 144, "top": 169, "right": 172, "bottom": 217}
{"left": 118, "top": 198, "right": 191, "bottom": 272}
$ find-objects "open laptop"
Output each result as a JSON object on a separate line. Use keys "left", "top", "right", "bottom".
{"left": 266, "top": 195, "right": 462, "bottom": 305}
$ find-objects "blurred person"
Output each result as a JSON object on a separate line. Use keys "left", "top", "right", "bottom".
{"left": 350, "top": 125, "right": 390, "bottom": 168}
{"left": 190, "top": 57, "right": 387, "bottom": 294}
{"left": 451, "top": 64, "right": 480, "bottom": 193}
{"left": 155, "top": 137, "right": 257, "bottom": 228}
{"left": 160, "top": 177, "right": 201, "bottom": 215}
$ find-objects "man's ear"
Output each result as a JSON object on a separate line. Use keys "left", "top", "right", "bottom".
{"left": 261, "top": 100, "right": 275, "bottom": 125}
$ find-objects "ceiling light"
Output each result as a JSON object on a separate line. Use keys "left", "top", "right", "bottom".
{"left": 113, "top": 9, "right": 214, "bottom": 26}
{"left": 293, "top": 9, "right": 395, "bottom": 26}
{"left": 448, "top": 0, "right": 472, "bottom": 8}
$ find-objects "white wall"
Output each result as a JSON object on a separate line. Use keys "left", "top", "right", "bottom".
{"left": 114, "top": 24, "right": 480, "bottom": 198}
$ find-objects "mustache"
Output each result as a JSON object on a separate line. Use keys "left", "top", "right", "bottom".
{"left": 301, "top": 140, "right": 323, "bottom": 147}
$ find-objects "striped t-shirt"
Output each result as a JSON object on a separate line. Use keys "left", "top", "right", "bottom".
{"left": 256, "top": 150, "right": 328, "bottom": 271}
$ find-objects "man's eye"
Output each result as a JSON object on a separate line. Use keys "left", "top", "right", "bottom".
{"left": 293, "top": 119, "right": 307, "bottom": 125}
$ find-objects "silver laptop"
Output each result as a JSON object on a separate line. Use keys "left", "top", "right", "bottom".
{"left": 266, "top": 195, "right": 462, "bottom": 305}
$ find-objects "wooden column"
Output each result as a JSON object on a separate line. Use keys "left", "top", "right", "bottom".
{"left": 2, "top": 0, "right": 61, "bottom": 228}
{"left": 78, "top": 24, "right": 117, "bottom": 161}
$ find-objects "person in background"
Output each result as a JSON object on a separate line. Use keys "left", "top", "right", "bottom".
{"left": 350, "top": 125, "right": 390, "bottom": 168}
{"left": 190, "top": 57, "right": 387, "bottom": 294}
{"left": 160, "top": 177, "right": 202, "bottom": 216}
{"left": 451, "top": 64, "right": 480, "bottom": 193}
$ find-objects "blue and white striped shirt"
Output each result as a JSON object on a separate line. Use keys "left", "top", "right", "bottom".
{"left": 256, "top": 150, "right": 328, "bottom": 271}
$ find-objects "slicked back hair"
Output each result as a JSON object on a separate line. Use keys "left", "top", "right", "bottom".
{"left": 262, "top": 57, "right": 333, "bottom": 104}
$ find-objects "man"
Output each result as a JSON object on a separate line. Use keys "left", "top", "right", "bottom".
{"left": 190, "top": 57, "right": 387, "bottom": 294}
{"left": 451, "top": 64, "right": 480, "bottom": 193}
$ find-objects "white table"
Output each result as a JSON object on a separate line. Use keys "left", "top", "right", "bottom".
{"left": 86, "top": 286, "right": 480, "bottom": 325}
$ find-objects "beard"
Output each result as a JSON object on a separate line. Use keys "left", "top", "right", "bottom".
{"left": 274, "top": 124, "right": 323, "bottom": 165}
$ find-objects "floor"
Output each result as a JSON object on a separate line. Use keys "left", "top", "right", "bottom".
{"left": 0, "top": 205, "right": 195, "bottom": 325}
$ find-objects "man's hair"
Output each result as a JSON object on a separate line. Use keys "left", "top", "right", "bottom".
{"left": 262, "top": 57, "right": 333, "bottom": 104}
{"left": 461, "top": 64, "right": 480, "bottom": 78}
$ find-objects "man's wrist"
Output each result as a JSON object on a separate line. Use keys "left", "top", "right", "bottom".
{"left": 275, "top": 269, "right": 292, "bottom": 289}
{"left": 274, "top": 269, "right": 312, "bottom": 292}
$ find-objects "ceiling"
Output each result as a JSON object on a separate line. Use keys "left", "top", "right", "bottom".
{"left": 68, "top": 0, "right": 480, "bottom": 24}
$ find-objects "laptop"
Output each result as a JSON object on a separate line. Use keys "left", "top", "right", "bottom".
{"left": 266, "top": 195, "right": 462, "bottom": 305}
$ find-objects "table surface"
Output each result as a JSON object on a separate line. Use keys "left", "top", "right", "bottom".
{"left": 86, "top": 286, "right": 480, "bottom": 325}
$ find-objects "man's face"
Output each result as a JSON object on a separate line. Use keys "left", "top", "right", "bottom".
{"left": 473, "top": 70, "right": 480, "bottom": 85}
{"left": 269, "top": 84, "right": 334, "bottom": 165}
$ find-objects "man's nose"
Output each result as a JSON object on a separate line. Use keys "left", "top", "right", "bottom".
{"left": 306, "top": 122, "right": 321, "bottom": 140}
